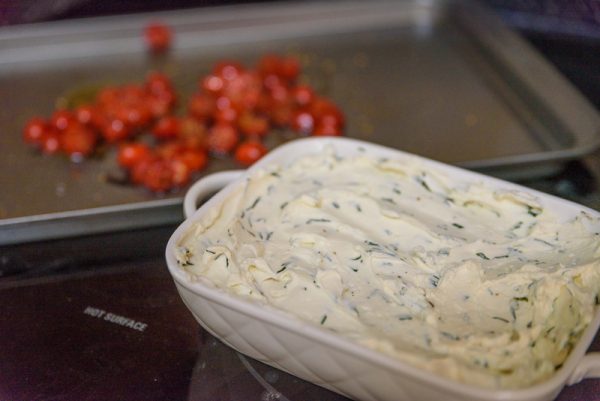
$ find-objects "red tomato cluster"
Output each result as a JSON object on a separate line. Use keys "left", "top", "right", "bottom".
{"left": 22, "top": 54, "right": 345, "bottom": 193}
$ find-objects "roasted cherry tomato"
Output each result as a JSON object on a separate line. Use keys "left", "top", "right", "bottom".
{"left": 40, "top": 129, "right": 61, "bottom": 154}
{"left": 144, "top": 22, "right": 172, "bottom": 54}
{"left": 75, "top": 105, "right": 95, "bottom": 125}
{"left": 292, "top": 85, "right": 315, "bottom": 107}
{"left": 279, "top": 56, "right": 300, "bottom": 81}
{"left": 312, "top": 123, "right": 343, "bottom": 136}
{"left": 207, "top": 123, "right": 239, "bottom": 155}
{"left": 291, "top": 110, "right": 315, "bottom": 135}
{"left": 213, "top": 60, "right": 245, "bottom": 82}
{"left": 169, "top": 158, "right": 192, "bottom": 187}
{"left": 102, "top": 118, "right": 131, "bottom": 142}
{"left": 145, "top": 72, "right": 174, "bottom": 96}
{"left": 179, "top": 117, "right": 207, "bottom": 150}
{"left": 50, "top": 110, "right": 75, "bottom": 131}
{"left": 188, "top": 93, "right": 216, "bottom": 121}
{"left": 60, "top": 124, "right": 97, "bottom": 159}
{"left": 201, "top": 74, "right": 224, "bottom": 95}
{"left": 175, "top": 148, "right": 208, "bottom": 172}
{"left": 117, "top": 142, "right": 152, "bottom": 169}
{"left": 152, "top": 116, "right": 180, "bottom": 139}
{"left": 22, "top": 117, "right": 47, "bottom": 146}
{"left": 234, "top": 140, "right": 267, "bottom": 166}
{"left": 142, "top": 158, "right": 175, "bottom": 192}
{"left": 238, "top": 111, "right": 269, "bottom": 137}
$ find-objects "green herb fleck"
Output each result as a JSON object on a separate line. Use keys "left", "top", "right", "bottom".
{"left": 246, "top": 196, "right": 261, "bottom": 211}
{"left": 441, "top": 331, "right": 460, "bottom": 341}
{"left": 492, "top": 316, "right": 509, "bottom": 323}
{"left": 452, "top": 223, "right": 464, "bottom": 229}
{"left": 215, "top": 253, "right": 229, "bottom": 267}
{"left": 511, "top": 221, "right": 523, "bottom": 230}
{"left": 320, "top": 315, "right": 328, "bottom": 325}
{"left": 476, "top": 252, "right": 490, "bottom": 260}
{"left": 527, "top": 205, "right": 541, "bottom": 217}
{"left": 306, "top": 218, "right": 331, "bottom": 224}
{"left": 416, "top": 177, "right": 431, "bottom": 192}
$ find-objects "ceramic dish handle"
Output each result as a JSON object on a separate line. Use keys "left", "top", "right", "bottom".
{"left": 567, "top": 352, "right": 600, "bottom": 385}
{"left": 184, "top": 170, "right": 244, "bottom": 219}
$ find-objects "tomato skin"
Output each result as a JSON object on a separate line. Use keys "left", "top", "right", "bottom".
{"left": 117, "top": 142, "right": 152, "bottom": 169}
{"left": 175, "top": 148, "right": 208, "bottom": 172}
{"left": 40, "top": 129, "right": 61, "bottom": 154}
{"left": 145, "top": 72, "right": 174, "bottom": 96}
{"left": 102, "top": 118, "right": 131, "bottom": 142}
{"left": 169, "top": 158, "right": 192, "bottom": 187}
{"left": 144, "top": 22, "right": 172, "bottom": 54}
{"left": 201, "top": 74, "right": 224, "bottom": 95}
{"left": 60, "top": 124, "right": 97, "bottom": 159}
{"left": 318, "top": 107, "right": 345, "bottom": 129}
{"left": 291, "top": 110, "right": 315, "bottom": 135}
{"left": 237, "top": 111, "right": 269, "bottom": 137}
{"left": 142, "top": 158, "right": 175, "bottom": 192}
{"left": 116, "top": 104, "right": 152, "bottom": 128}
{"left": 207, "top": 123, "right": 239, "bottom": 155}
{"left": 308, "top": 97, "right": 338, "bottom": 118}
{"left": 234, "top": 140, "right": 267, "bottom": 166}
{"left": 152, "top": 116, "right": 180, "bottom": 139}
{"left": 179, "top": 117, "right": 207, "bottom": 150}
{"left": 23, "top": 117, "right": 48, "bottom": 145}
{"left": 279, "top": 56, "right": 300, "bottom": 81}
{"left": 50, "top": 110, "right": 75, "bottom": 131}
{"left": 269, "top": 102, "right": 293, "bottom": 127}
{"left": 75, "top": 105, "right": 95, "bottom": 125}
{"left": 292, "top": 85, "right": 314, "bottom": 107}
{"left": 257, "top": 54, "right": 282, "bottom": 77}
{"left": 312, "top": 123, "right": 343, "bottom": 136}
{"left": 213, "top": 60, "right": 245, "bottom": 81}
{"left": 214, "top": 106, "right": 238, "bottom": 125}
{"left": 188, "top": 93, "right": 216, "bottom": 121}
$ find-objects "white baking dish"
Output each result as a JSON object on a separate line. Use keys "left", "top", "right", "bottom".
{"left": 165, "top": 137, "right": 600, "bottom": 401}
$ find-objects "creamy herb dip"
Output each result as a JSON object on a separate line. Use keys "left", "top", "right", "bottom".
{"left": 176, "top": 148, "right": 600, "bottom": 389}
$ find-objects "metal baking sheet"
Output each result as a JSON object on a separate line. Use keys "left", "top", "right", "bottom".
{"left": 1, "top": 0, "right": 599, "bottom": 245}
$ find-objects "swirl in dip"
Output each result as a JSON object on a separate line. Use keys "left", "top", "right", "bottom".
{"left": 176, "top": 147, "right": 600, "bottom": 389}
